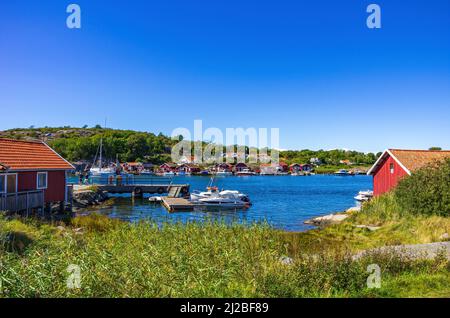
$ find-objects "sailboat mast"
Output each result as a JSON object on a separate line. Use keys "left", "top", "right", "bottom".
{"left": 99, "top": 138, "right": 103, "bottom": 170}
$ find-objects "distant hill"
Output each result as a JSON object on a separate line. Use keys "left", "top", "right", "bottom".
{"left": 0, "top": 127, "right": 378, "bottom": 166}
{"left": 0, "top": 127, "right": 175, "bottom": 164}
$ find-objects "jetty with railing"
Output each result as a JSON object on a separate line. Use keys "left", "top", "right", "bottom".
{"left": 78, "top": 175, "right": 190, "bottom": 198}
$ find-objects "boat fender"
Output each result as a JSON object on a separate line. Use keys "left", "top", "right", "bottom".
{"left": 134, "top": 187, "right": 142, "bottom": 195}
{"left": 157, "top": 187, "right": 164, "bottom": 194}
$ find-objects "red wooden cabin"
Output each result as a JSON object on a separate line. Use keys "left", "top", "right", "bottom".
{"left": 367, "top": 149, "right": 450, "bottom": 196}
{"left": 0, "top": 138, "right": 74, "bottom": 212}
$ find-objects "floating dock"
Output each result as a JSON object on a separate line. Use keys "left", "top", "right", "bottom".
{"left": 161, "top": 197, "right": 194, "bottom": 212}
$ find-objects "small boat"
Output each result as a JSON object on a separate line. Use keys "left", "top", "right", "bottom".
{"left": 291, "top": 172, "right": 306, "bottom": 176}
{"left": 334, "top": 169, "right": 354, "bottom": 176}
{"left": 200, "top": 170, "right": 210, "bottom": 175}
{"left": 215, "top": 171, "right": 233, "bottom": 176}
{"left": 236, "top": 168, "right": 256, "bottom": 176}
{"left": 149, "top": 196, "right": 163, "bottom": 202}
{"left": 190, "top": 178, "right": 251, "bottom": 204}
{"left": 354, "top": 190, "right": 374, "bottom": 202}
{"left": 89, "top": 138, "right": 117, "bottom": 176}
{"left": 197, "top": 196, "right": 250, "bottom": 208}
{"left": 163, "top": 171, "right": 175, "bottom": 176}
{"left": 89, "top": 166, "right": 116, "bottom": 176}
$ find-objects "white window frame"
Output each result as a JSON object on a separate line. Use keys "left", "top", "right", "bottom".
{"left": 390, "top": 163, "right": 395, "bottom": 174}
{"left": 37, "top": 172, "right": 48, "bottom": 190}
{"left": 1, "top": 173, "right": 18, "bottom": 194}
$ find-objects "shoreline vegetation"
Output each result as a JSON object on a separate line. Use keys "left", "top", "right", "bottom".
{"left": 0, "top": 127, "right": 377, "bottom": 170}
{"left": 0, "top": 196, "right": 448, "bottom": 297}
{"left": 1, "top": 192, "right": 449, "bottom": 298}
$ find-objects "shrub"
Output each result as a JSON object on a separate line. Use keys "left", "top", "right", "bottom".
{"left": 394, "top": 158, "right": 450, "bottom": 217}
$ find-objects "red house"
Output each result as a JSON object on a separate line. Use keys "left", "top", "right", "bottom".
{"left": 234, "top": 162, "right": 249, "bottom": 172}
{"left": 159, "top": 163, "right": 177, "bottom": 172}
{"left": 367, "top": 149, "right": 450, "bottom": 196}
{"left": 0, "top": 138, "right": 74, "bottom": 212}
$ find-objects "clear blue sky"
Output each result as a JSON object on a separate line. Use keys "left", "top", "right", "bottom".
{"left": 1, "top": 0, "right": 449, "bottom": 153}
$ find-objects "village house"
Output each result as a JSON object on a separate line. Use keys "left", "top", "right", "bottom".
{"left": 214, "top": 163, "right": 233, "bottom": 173}
{"left": 122, "top": 162, "right": 144, "bottom": 174}
{"left": 0, "top": 138, "right": 74, "bottom": 213}
{"left": 177, "top": 163, "right": 201, "bottom": 174}
{"left": 367, "top": 149, "right": 450, "bottom": 196}
{"left": 159, "top": 163, "right": 177, "bottom": 173}
{"left": 234, "top": 162, "right": 249, "bottom": 172}
{"left": 289, "top": 163, "right": 313, "bottom": 173}
{"left": 260, "top": 162, "right": 288, "bottom": 175}
{"left": 310, "top": 157, "right": 322, "bottom": 165}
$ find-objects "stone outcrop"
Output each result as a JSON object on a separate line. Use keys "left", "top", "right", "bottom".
{"left": 72, "top": 189, "right": 109, "bottom": 210}
{"left": 304, "top": 213, "right": 349, "bottom": 226}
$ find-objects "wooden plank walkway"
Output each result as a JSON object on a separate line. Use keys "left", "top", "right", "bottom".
{"left": 161, "top": 197, "right": 194, "bottom": 212}
{"left": 96, "top": 184, "right": 189, "bottom": 196}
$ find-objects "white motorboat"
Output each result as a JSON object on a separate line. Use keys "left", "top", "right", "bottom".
{"left": 215, "top": 170, "right": 233, "bottom": 176}
{"left": 89, "top": 166, "right": 116, "bottom": 176}
{"left": 197, "top": 196, "right": 249, "bottom": 208}
{"left": 334, "top": 169, "right": 354, "bottom": 176}
{"left": 236, "top": 168, "right": 256, "bottom": 176}
{"left": 190, "top": 178, "right": 251, "bottom": 204}
{"left": 354, "top": 190, "right": 374, "bottom": 202}
{"left": 163, "top": 171, "right": 175, "bottom": 176}
{"left": 190, "top": 187, "right": 219, "bottom": 201}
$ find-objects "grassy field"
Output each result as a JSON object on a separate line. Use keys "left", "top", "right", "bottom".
{"left": 1, "top": 194, "right": 449, "bottom": 298}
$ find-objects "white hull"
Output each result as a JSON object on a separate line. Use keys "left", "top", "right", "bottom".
{"left": 215, "top": 171, "right": 233, "bottom": 176}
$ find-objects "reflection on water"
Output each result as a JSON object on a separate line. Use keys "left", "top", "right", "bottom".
{"left": 77, "top": 175, "right": 372, "bottom": 232}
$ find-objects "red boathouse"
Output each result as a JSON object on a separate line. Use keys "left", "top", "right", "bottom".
{"left": 0, "top": 138, "right": 75, "bottom": 212}
{"left": 367, "top": 149, "right": 450, "bottom": 196}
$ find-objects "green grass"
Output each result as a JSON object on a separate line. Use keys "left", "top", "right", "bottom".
{"left": 1, "top": 206, "right": 449, "bottom": 298}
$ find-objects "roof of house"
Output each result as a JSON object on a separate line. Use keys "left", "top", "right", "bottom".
{"left": 125, "top": 162, "right": 142, "bottom": 166}
{"left": 368, "top": 149, "right": 450, "bottom": 175}
{"left": 0, "top": 138, "right": 74, "bottom": 171}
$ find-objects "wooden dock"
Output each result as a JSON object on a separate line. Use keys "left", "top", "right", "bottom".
{"left": 161, "top": 197, "right": 194, "bottom": 212}
{"left": 96, "top": 184, "right": 190, "bottom": 197}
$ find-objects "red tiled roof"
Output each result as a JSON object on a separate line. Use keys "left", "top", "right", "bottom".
{"left": 0, "top": 138, "right": 74, "bottom": 171}
{"left": 389, "top": 149, "right": 450, "bottom": 172}
{"left": 368, "top": 149, "right": 450, "bottom": 175}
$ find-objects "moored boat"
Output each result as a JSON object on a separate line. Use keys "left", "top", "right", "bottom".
{"left": 354, "top": 190, "right": 374, "bottom": 202}
{"left": 334, "top": 169, "right": 354, "bottom": 176}
{"left": 236, "top": 168, "right": 256, "bottom": 176}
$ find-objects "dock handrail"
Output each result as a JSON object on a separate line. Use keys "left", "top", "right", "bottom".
{"left": 85, "top": 175, "right": 174, "bottom": 186}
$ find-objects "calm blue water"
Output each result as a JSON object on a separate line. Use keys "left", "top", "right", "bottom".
{"left": 72, "top": 175, "right": 372, "bottom": 232}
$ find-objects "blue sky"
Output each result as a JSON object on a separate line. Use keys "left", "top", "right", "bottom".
{"left": 1, "top": 0, "right": 449, "bottom": 153}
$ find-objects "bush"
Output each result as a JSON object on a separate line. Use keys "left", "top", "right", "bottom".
{"left": 394, "top": 158, "right": 450, "bottom": 217}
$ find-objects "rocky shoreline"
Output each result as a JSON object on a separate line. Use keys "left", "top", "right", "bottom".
{"left": 72, "top": 187, "right": 109, "bottom": 212}
{"left": 304, "top": 206, "right": 360, "bottom": 227}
